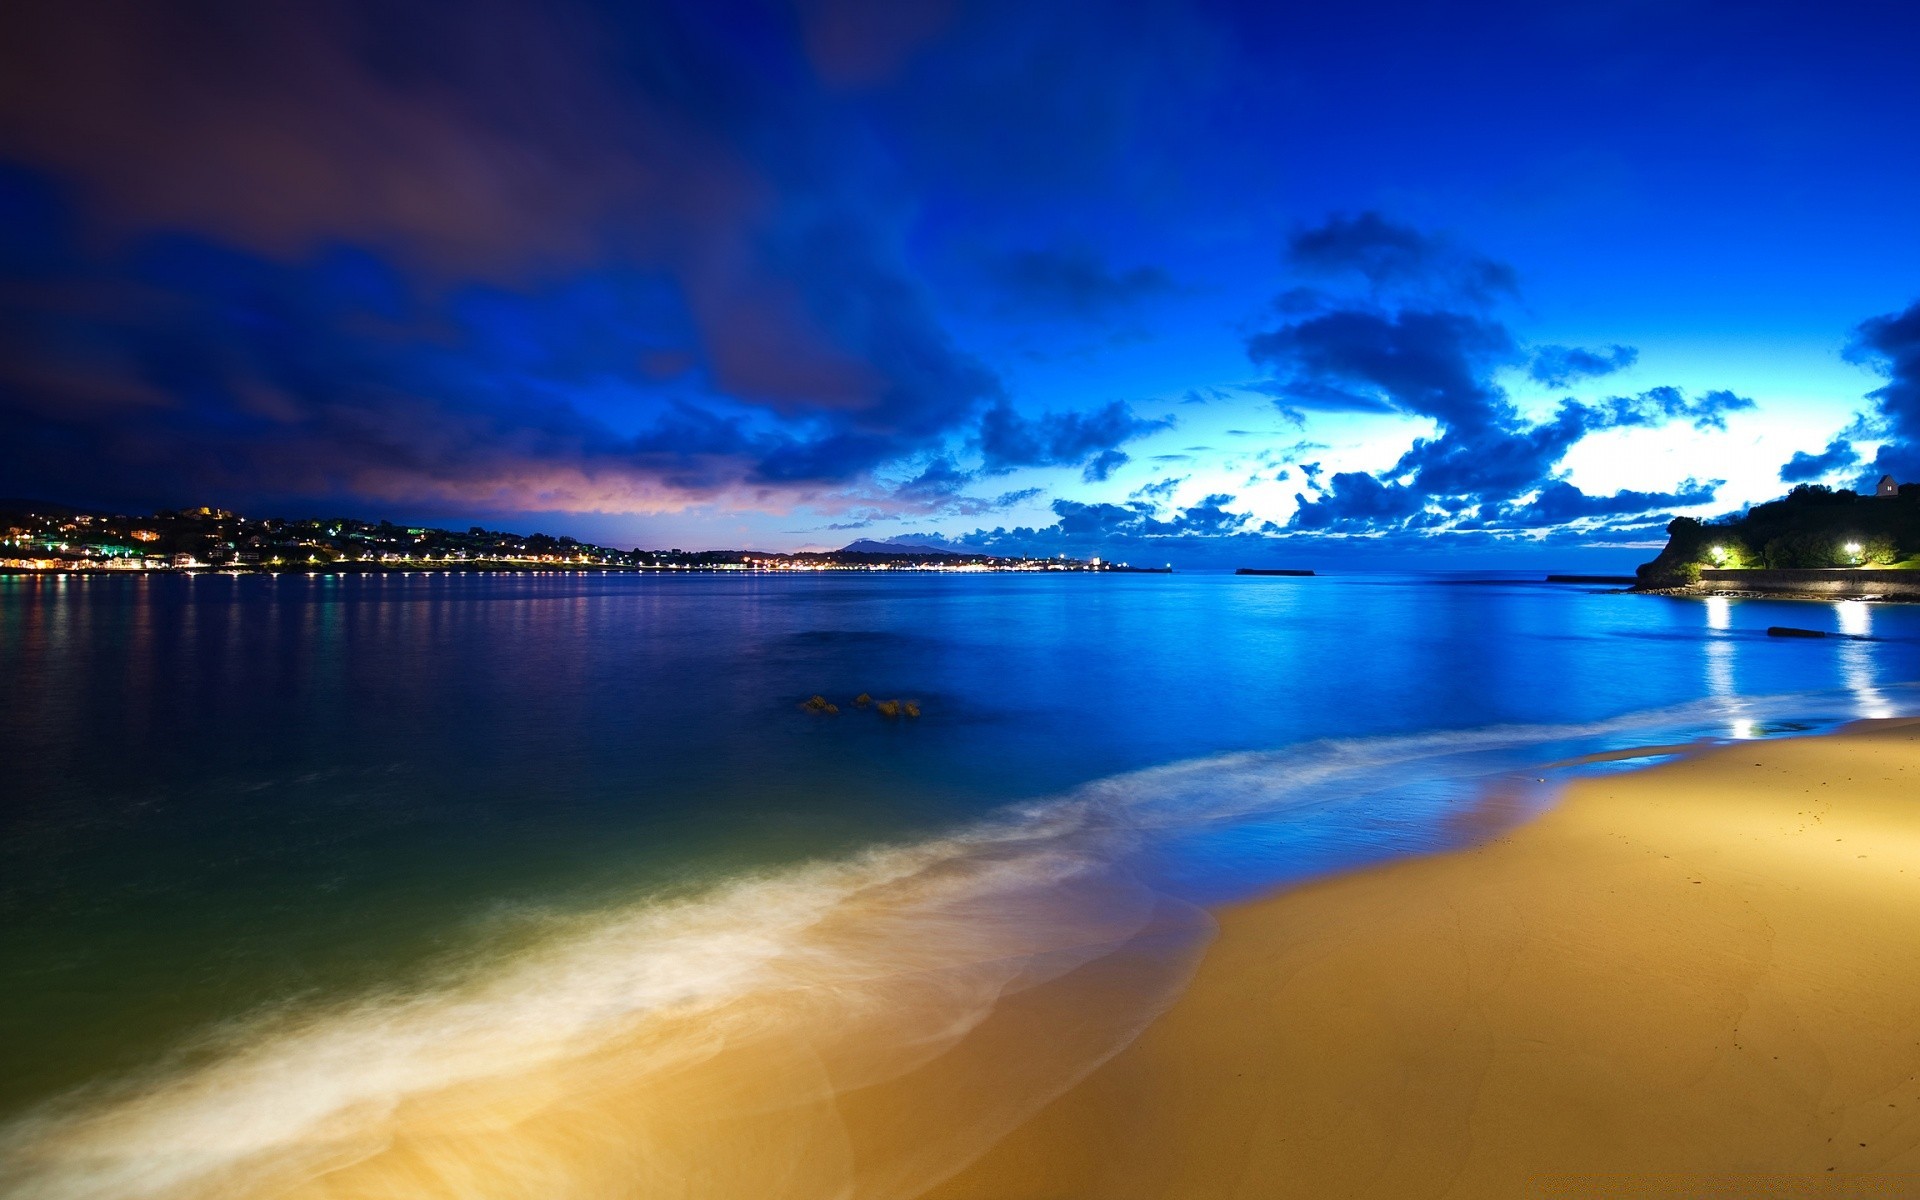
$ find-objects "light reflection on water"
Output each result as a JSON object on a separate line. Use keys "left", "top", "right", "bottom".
{"left": 3, "top": 570, "right": 1920, "bottom": 1131}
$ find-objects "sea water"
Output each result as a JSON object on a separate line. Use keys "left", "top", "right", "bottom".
{"left": 2, "top": 571, "right": 1917, "bottom": 1196}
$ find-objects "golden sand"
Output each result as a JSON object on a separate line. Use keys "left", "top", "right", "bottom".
{"left": 928, "top": 720, "right": 1920, "bottom": 1199}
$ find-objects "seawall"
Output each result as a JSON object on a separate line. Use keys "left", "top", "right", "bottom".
{"left": 1697, "top": 567, "right": 1920, "bottom": 598}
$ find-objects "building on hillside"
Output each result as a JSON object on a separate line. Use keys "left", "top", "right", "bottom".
{"left": 1877, "top": 474, "right": 1900, "bottom": 497}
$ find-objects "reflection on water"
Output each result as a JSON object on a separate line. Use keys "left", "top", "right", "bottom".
{"left": 1700, "top": 596, "right": 1754, "bottom": 737}
{"left": 1836, "top": 599, "right": 1873, "bottom": 638}
{"left": 4, "top": 572, "right": 1920, "bottom": 1197}
{"left": 1705, "top": 595, "right": 1732, "bottom": 631}
{"left": 1836, "top": 601, "right": 1896, "bottom": 717}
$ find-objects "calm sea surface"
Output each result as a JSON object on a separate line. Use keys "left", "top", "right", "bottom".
{"left": 4, "top": 570, "right": 1919, "bottom": 1146}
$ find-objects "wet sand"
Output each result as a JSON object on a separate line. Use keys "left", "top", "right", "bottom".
{"left": 928, "top": 719, "right": 1920, "bottom": 1199}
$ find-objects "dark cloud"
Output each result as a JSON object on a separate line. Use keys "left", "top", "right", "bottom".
{"left": 1284, "top": 388, "right": 1745, "bottom": 532}
{"left": 1048, "top": 493, "right": 1249, "bottom": 539}
{"left": 1247, "top": 218, "right": 1747, "bottom": 535}
{"left": 976, "top": 400, "right": 1167, "bottom": 473}
{"left": 1489, "top": 479, "right": 1719, "bottom": 528}
{"left": 986, "top": 247, "right": 1173, "bottom": 318}
{"left": 1287, "top": 473, "right": 1420, "bottom": 530}
{"left": 0, "top": 0, "right": 1017, "bottom": 514}
{"left": 0, "top": 195, "right": 1000, "bottom": 512}
{"left": 1247, "top": 308, "right": 1518, "bottom": 422}
{"left": 1081, "top": 448, "right": 1131, "bottom": 482}
{"left": 1528, "top": 343, "right": 1638, "bottom": 388}
{"left": 898, "top": 455, "right": 975, "bottom": 499}
{"left": 1848, "top": 298, "right": 1920, "bottom": 481}
{"left": 1285, "top": 212, "right": 1518, "bottom": 304}
{"left": 1584, "top": 385, "right": 1755, "bottom": 432}
{"left": 911, "top": 493, "right": 1682, "bottom": 572}
{"left": 1778, "top": 437, "right": 1861, "bottom": 483}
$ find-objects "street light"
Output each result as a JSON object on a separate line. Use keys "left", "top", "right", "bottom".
{"left": 1709, "top": 544, "right": 1728, "bottom": 564}
{"left": 1844, "top": 541, "right": 1863, "bottom": 564}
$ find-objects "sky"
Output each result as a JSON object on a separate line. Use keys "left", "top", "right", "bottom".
{"left": 2, "top": 0, "right": 1918, "bottom": 569}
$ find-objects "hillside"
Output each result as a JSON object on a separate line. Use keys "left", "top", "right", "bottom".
{"left": 1636, "top": 482, "right": 1920, "bottom": 587}
{"left": 838, "top": 538, "right": 960, "bottom": 556}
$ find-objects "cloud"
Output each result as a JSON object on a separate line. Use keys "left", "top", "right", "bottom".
{"left": 1081, "top": 448, "right": 1130, "bottom": 482}
{"left": 986, "top": 246, "right": 1173, "bottom": 318}
{"left": 1594, "top": 385, "right": 1754, "bottom": 432}
{"left": 1246, "top": 217, "right": 1747, "bottom": 535}
{"left": 1181, "top": 386, "right": 1232, "bottom": 405}
{"left": 897, "top": 455, "right": 975, "bottom": 499}
{"left": 1286, "top": 472, "right": 1422, "bottom": 530}
{"left": 976, "top": 399, "right": 1168, "bottom": 473}
{"left": 1848, "top": 298, "right": 1920, "bottom": 481}
{"left": 1285, "top": 212, "right": 1517, "bottom": 304}
{"left": 1778, "top": 437, "right": 1861, "bottom": 483}
{"left": 0, "top": 0, "right": 1028, "bottom": 517}
{"left": 1048, "top": 493, "right": 1250, "bottom": 539}
{"left": 1240, "top": 377, "right": 1401, "bottom": 415}
{"left": 1528, "top": 343, "right": 1638, "bottom": 388}
{"left": 1247, "top": 307, "right": 1518, "bottom": 422}
{"left": 1490, "top": 479, "right": 1720, "bottom": 527}
{"left": 1128, "top": 475, "right": 1184, "bottom": 503}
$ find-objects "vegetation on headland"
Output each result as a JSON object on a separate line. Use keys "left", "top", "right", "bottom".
{"left": 0, "top": 501, "right": 1126, "bottom": 574}
{"left": 1635, "top": 482, "right": 1920, "bottom": 588}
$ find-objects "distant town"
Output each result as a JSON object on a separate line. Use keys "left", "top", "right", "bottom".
{"left": 0, "top": 502, "right": 1162, "bottom": 574}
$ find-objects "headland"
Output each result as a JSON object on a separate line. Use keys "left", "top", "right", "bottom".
{"left": 1634, "top": 480, "right": 1920, "bottom": 599}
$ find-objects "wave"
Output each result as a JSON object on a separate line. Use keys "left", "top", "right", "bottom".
{"left": 3, "top": 686, "right": 1914, "bottom": 1199}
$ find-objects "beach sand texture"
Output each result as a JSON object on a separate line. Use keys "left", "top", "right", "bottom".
{"left": 930, "top": 720, "right": 1920, "bottom": 1199}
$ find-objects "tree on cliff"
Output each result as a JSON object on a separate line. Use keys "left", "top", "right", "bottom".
{"left": 1635, "top": 484, "right": 1919, "bottom": 586}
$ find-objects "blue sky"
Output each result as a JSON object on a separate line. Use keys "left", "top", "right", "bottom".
{"left": 2, "top": 0, "right": 1917, "bottom": 567}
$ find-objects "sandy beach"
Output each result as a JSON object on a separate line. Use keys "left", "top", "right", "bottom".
{"left": 928, "top": 720, "right": 1920, "bottom": 1199}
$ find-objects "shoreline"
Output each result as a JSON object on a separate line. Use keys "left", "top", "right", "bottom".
{"left": 1641, "top": 585, "right": 1920, "bottom": 605}
{"left": 8, "top": 715, "right": 1919, "bottom": 1198}
{"left": 0, "top": 562, "right": 1149, "bottom": 576}
{"left": 928, "top": 719, "right": 1920, "bottom": 1198}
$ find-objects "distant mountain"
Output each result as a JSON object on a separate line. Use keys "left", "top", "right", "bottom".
{"left": 838, "top": 538, "right": 961, "bottom": 556}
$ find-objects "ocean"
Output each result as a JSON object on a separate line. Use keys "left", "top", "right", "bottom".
{"left": 3, "top": 570, "right": 1917, "bottom": 1197}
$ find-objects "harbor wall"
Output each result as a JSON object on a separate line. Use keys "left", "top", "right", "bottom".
{"left": 1698, "top": 568, "right": 1920, "bottom": 598}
